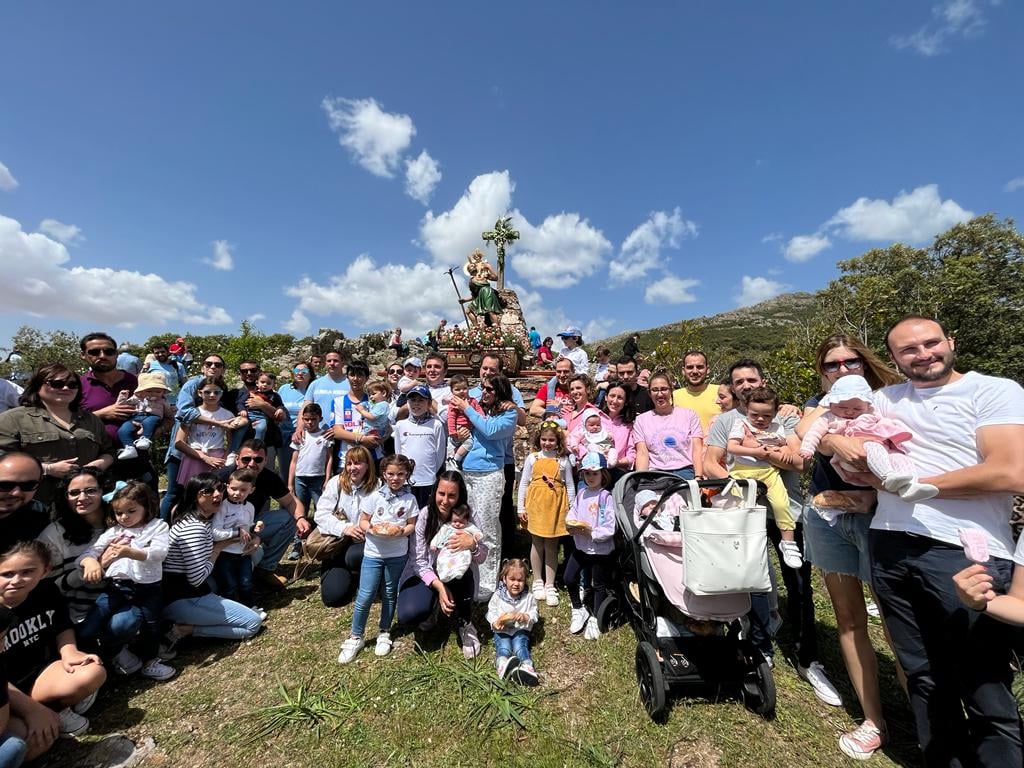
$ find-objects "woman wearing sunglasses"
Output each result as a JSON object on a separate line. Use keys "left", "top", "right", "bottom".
{"left": 0, "top": 364, "right": 114, "bottom": 505}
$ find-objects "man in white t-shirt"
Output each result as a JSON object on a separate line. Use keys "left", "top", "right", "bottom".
{"left": 828, "top": 315, "right": 1024, "bottom": 765}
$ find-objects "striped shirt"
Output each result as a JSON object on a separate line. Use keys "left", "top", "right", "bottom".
{"left": 37, "top": 522, "right": 107, "bottom": 623}
{"left": 164, "top": 515, "right": 215, "bottom": 588}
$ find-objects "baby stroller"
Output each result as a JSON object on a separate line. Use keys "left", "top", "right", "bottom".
{"left": 612, "top": 471, "right": 776, "bottom": 722}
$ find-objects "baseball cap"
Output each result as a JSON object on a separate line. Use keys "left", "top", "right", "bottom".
{"left": 404, "top": 356, "right": 423, "bottom": 368}
{"left": 580, "top": 452, "right": 607, "bottom": 471}
{"left": 557, "top": 326, "right": 583, "bottom": 338}
{"left": 407, "top": 383, "right": 431, "bottom": 399}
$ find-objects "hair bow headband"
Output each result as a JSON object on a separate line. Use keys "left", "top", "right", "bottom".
{"left": 103, "top": 480, "right": 128, "bottom": 503}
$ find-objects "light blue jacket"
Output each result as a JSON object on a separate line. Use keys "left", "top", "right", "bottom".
{"left": 461, "top": 407, "right": 517, "bottom": 473}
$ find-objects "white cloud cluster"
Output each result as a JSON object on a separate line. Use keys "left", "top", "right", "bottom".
{"left": 38, "top": 219, "right": 84, "bottom": 246}
{"left": 322, "top": 96, "right": 442, "bottom": 204}
{"left": 0, "top": 161, "right": 17, "bottom": 191}
{"left": 418, "top": 171, "right": 610, "bottom": 289}
{"left": 1006, "top": 177, "right": 1024, "bottom": 193}
{"left": 783, "top": 184, "right": 973, "bottom": 262}
{"left": 891, "top": 0, "right": 989, "bottom": 56}
{"left": 204, "top": 240, "right": 235, "bottom": 271}
{"left": 610, "top": 208, "right": 697, "bottom": 283}
{"left": 644, "top": 275, "right": 699, "bottom": 305}
{"left": 735, "top": 275, "right": 790, "bottom": 307}
{"left": 0, "top": 214, "right": 231, "bottom": 327}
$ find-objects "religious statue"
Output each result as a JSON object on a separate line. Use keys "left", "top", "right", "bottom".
{"left": 460, "top": 249, "right": 504, "bottom": 327}
{"left": 482, "top": 215, "right": 520, "bottom": 290}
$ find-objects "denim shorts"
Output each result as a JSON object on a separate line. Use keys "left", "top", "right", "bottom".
{"left": 801, "top": 502, "right": 874, "bottom": 583}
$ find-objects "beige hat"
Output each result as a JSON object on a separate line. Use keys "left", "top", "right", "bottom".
{"left": 135, "top": 371, "right": 172, "bottom": 392}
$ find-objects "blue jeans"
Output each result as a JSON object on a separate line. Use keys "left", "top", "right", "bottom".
{"left": 294, "top": 475, "right": 324, "bottom": 512}
{"left": 249, "top": 413, "right": 269, "bottom": 442}
{"left": 160, "top": 456, "right": 182, "bottom": 522}
{"left": 351, "top": 555, "right": 407, "bottom": 638}
{"left": 213, "top": 552, "right": 254, "bottom": 605}
{"left": 493, "top": 630, "right": 532, "bottom": 666}
{"left": 117, "top": 414, "right": 162, "bottom": 447}
{"left": 802, "top": 503, "right": 874, "bottom": 582}
{"left": 0, "top": 732, "right": 26, "bottom": 768}
{"left": 667, "top": 466, "right": 695, "bottom": 480}
{"left": 78, "top": 580, "right": 163, "bottom": 661}
{"left": 277, "top": 428, "right": 295, "bottom": 482}
{"left": 255, "top": 508, "right": 297, "bottom": 574}
{"left": 163, "top": 593, "right": 262, "bottom": 639}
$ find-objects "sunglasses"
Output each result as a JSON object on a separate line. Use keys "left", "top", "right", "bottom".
{"left": 45, "top": 378, "right": 80, "bottom": 390}
{"left": 387, "top": 368, "right": 403, "bottom": 375}
{"left": 0, "top": 480, "right": 40, "bottom": 493}
{"left": 85, "top": 347, "right": 116, "bottom": 357}
{"left": 239, "top": 456, "right": 265, "bottom": 465}
{"left": 239, "top": 368, "right": 260, "bottom": 374}
{"left": 293, "top": 368, "right": 310, "bottom": 375}
{"left": 199, "top": 486, "right": 226, "bottom": 496}
{"left": 822, "top": 357, "right": 864, "bottom": 374}
{"left": 481, "top": 385, "right": 495, "bottom": 392}
{"left": 67, "top": 487, "right": 100, "bottom": 498}
{"left": 204, "top": 361, "right": 225, "bottom": 368}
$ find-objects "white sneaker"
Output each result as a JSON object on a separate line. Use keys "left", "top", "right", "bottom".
{"left": 798, "top": 661, "right": 842, "bottom": 707}
{"left": 337, "top": 636, "right": 365, "bottom": 664}
{"left": 134, "top": 436, "right": 152, "bottom": 451}
{"left": 778, "top": 540, "right": 804, "bottom": 569}
{"left": 117, "top": 445, "right": 138, "bottom": 461}
{"left": 375, "top": 632, "right": 393, "bottom": 657}
{"left": 253, "top": 606, "right": 269, "bottom": 622}
{"left": 58, "top": 707, "right": 90, "bottom": 737}
{"left": 569, "top": 608, "right": 590, "bottom": 634}
{"left": 866, "top": 601, "right": 880, "bottom": 618}
{"left": 72, "top": 689, "right": 98, "bottom": 715}
{"left": 545, "top": 586, "right": 559, "bottom": 607}
{"left": 224, "top": 452, "right": 238, "bottom": 469}
{"left": 584, "top": 616, "right": 600, "bottom": 640}
{"left": 140, "top": 659, "right": 176, "bottom": 681}
{"left": 112, "top": 646, "right": 142, "bottom": 675}
{"left": 531, "top": 580, "right": 545, "bottom": 600}
{"left": 497, "top": 656, "right": 517, "bottom": 679}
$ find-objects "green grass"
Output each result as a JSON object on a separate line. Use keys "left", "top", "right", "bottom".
{"left": 37, "top": 556, "right": 967, "bottom": 768}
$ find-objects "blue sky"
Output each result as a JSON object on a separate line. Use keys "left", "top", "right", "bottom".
{"left": 1, "top": 1, "right": 1022, "bottom": 347}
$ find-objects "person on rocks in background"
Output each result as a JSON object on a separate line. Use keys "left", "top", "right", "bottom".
{"left": 556, "top": 327, "right": 589, "bottom": 375}
{"left": 614, "top": 355, "right": 653, "bottom": 415}
{"left": 672, "top": 350, "right": 720, "bottom": 435}
{"left": 536, "top": 337, "right": 555, "bottom": 366}
{"left": 388, "top": 327, "right": 406, "bottom": 359}
{"left": 622, "top": 333, "right": 640, "bottom": 360}
{"left": 528, "top": 327, "right": 542, "bottom": 359}
{"left": 115, "top": 343, "right": 140, "bottom": 377}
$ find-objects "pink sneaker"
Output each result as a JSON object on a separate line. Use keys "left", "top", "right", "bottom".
{"left": 458, "top": 622, "right": 480, "bottom": 659}
{"left": 839, "top": 720, "right": 886, "bottom": 760}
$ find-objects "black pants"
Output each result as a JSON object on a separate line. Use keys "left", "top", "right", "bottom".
{"left": 410, "top": 484, "right": 432, "bottom": 510}
{"left": 319, "top": 541, "right": 364, "bottom": 608}
{"left": 563, "top": 551, "right": 613, "bottom": 614}
{"left": 871, "top": 530, "right": 1023, "bottom": 767}
{"left": 396, "top": 570, "right": 475, "bottom": 627}
{"left": 500, "top": 463, "right": 526, "bottom": 559}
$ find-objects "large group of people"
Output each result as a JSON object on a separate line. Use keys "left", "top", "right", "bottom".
{"left": 0, "top": 315, "right": 1019, "bottom": 766}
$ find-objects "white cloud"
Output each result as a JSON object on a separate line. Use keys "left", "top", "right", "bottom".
{"left": 509, "top": 212, "right": 611, "bottom": 289}
{"left": 643, "top": 275, "right": 700, "bottom": 305}
{"left": 404, "top": 150, "right": 441, "bottom": 205}
{"left": 284, "top": 254, "right": 458, "bottom": 333}
{"left": 609, "top": 208, "right": 698, "bottom": 282}
{"left": 1006, "top": 177, "right": 1024, "bottom": 193}
{"left": 283, "top": 309, "right": 312, "bottom": 335}
{"left": 419, "top": 171, "right": 610, "bottom": 289}
{"left": 891, "top": 0, "right": 988, "bottom": 56}
{"left": 825, "top": 184, "right": 972, "bottom": 242}
{"left": 245, "top": 313, "right": 266, "bottom": 323}
{"left": 203, "top": 240, "right": 235, "bottom": 271}
{"left": 0, "top": 161, "right": 17, "bottom": 192}
{"left": 784, "top": 233, "right": 832, "bottom": 262}
{"left": 736, "top": 275, "right": 790, "bottom": 307}
{"left": 761, "top": 232, "right": 783, "bottom": 244}
{"left": 0, "top": 214, "right": 232, "bottom": 327}
{"left": 419, "top": 172, "right": 513, "bottom": 266}
{"left": 38, "top": 219, "right": 84, "bottom": 246}
{"left": 322, "top": 96, "right": 415, "bottom": 178}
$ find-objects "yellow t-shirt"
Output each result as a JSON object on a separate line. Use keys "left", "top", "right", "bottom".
{"left": 672, "top": 385, "right": 720, "bottom": 433}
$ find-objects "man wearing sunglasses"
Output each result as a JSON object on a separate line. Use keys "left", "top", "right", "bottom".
{"left": 0, "top": 453, "right": 47, "bottom": 553}
{"left": 78, "top": 332, "right": 145, "bottom": 448}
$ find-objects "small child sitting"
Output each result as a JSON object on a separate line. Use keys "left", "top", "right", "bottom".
{"left": 116, "top": 371, "right": 172, "bottom": 460}
{"left": 430, "top": 503, "right": 484, "bottom": 582}
{"left": 567, "top": 408, "right": 618, "bottom": 466}
{"left": 446, "top": 374, "right": 481, "bottom": 466}
{"left": 238, "top": 373, "right": 286, "bottom": 445}
{"left": 799, "top": 374, "right": 937, "bottom": 503}
{"left": 211, "top": 469, "right": 263, "bottom": 611}
{"left": 486, "top": 558, "right": 539, "bottom": 685}
{"left": 354, "top": 380, "right": 392, "bottom": 438}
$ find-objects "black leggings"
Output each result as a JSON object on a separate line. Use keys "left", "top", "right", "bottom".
{"left": 319, "top": 541, "right": 365, "bottom": 608}
{"left": 564, "top": 551, "right": 613, "bottom": 614}
{"left": 396, "top": 570, "right": 475, "bottom": 626}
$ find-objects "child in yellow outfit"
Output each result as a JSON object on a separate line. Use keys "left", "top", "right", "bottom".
{"left": 727, "top": 386, "right": 804, "bottom": 569}
{"left": 517, "top": 420, "right": 576, "bottom": 607}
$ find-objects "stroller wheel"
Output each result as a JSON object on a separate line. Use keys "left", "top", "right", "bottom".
{"left": 741, "top": 655, "right": 776, "bottom": 720}
{"left": 635, "top": 641, "right": 667, "bottom": 721}
{"left": 595, "top": 594, "right": 620, "bottom": 633}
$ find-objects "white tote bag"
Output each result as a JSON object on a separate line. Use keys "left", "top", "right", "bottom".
{"left": 679, "top": 479, "right": 771, "bottom": 596}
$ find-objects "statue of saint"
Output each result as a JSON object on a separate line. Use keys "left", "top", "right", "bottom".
{"left": 461, "top": 249, "right": 503, "bottom": 327}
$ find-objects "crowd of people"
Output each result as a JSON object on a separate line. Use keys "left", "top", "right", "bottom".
{"left": 0, "top": 315, "right": 1020, "bottom": 766}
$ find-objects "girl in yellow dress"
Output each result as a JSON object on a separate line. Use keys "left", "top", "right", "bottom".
{"left": 517, "top": 421, "right": 576, "bottom": 607}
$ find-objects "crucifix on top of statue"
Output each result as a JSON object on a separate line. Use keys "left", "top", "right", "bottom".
{"left": 481, "top": 215, "right": 520, "bottom": 291}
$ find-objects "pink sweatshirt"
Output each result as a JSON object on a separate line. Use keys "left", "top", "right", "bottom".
{"left": 447, "top": 396, "right": 482, "bottom": 437}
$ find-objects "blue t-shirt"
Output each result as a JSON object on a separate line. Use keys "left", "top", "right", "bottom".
{"left": 528, "top": 330, "right": 541, "bottom": 350}
{"left": 305, "top": 375, "right": 350, "bottom": 421}
{"left": 277, "top": 383, "right": 309, "bottom": 432}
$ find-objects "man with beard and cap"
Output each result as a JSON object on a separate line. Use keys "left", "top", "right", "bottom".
{"left": 826, "top": 315, "right": 1024, "bottom": 765}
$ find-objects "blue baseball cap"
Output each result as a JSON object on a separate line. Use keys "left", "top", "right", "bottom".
{"left": 557, "top": 326, "right": 583, "bottom": 337}
{"left": 407, "top": 383, "right": 431, "bottom": 399}
{"left": 580, "top": 452, "right": 607, "bottom": 471}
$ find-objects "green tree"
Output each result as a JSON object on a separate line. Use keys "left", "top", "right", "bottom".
{"left": 0, "top": 325, "right": 82, "bottom": 380}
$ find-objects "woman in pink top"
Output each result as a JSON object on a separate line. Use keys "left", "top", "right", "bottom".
{"left": 564, "top": 375, "right": 596, "bottom": 433}
{"left": 600, "top": 383, "right": 636, "bottom": 481}
{"left": 632, "top": 373, "right": 703, "bottom": 479}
